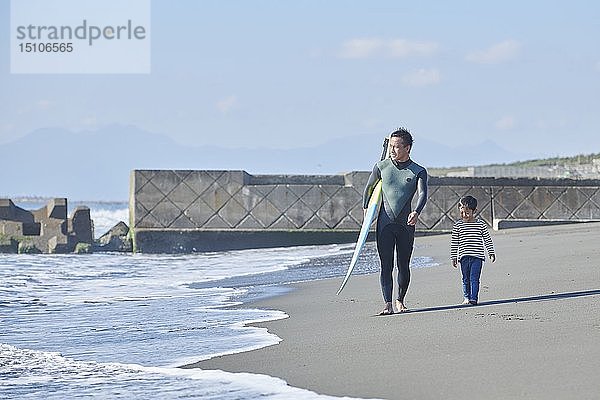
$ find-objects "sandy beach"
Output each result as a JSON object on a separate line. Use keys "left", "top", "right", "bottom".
{"left": 188, "top": 223, "right": 600, "bottom": 400}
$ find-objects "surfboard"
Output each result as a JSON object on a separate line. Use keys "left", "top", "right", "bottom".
{"left": 336, "top": 136, "right": 390, "bottom": 295}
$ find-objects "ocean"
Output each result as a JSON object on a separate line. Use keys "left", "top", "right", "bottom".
{"left": 0, "top": 202, "right": 438, "bottom": 399}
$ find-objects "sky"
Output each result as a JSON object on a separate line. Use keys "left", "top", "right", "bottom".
{"left": 1, "top": 0, "right": 600, "bottom": 160}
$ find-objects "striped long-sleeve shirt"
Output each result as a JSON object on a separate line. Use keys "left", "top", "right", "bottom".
{"left": 450, "top": 219, "right": 495, "bottom": 261}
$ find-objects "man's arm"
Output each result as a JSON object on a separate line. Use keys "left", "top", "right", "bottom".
{"left": 363, "top": 164, "right": 381, "bottom": 209}
{"left": 407, "top": 169, "right": 428, "bottom": 225}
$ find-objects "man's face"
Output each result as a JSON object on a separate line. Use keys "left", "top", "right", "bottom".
{"left": 389, "top": 137, "right": 410, "bottom": 161}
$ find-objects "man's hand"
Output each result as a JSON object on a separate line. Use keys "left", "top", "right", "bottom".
{"left": 490, "top": 254, "right": 496, "bottom": 263}
{"left": 452, "top": 258, "right": 458, "bottom": 268}
{"left": 407, "top": 211, "right": 419, "bottom": 226}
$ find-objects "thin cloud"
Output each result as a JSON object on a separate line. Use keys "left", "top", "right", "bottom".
{"left": 387, "top": 39, "right": 438, "bottom": 58}
{"left": 401, "top": 68, "right": 441, "bottom": 87}
{"left": 338, "top": 38, "right": 438, "bottom": 59}
{"left": 216, "top": 95, "right": 238, "bottom": 114}
{"left": 466, "top": 40, "right": 521, "bottom": 64}
{"left": 81, "top": 116, "right": 98, "bottom": 126}
{"left": 495, "top": 115, "right": 516, "bottom": 130}
{"left": 1, "top": 123, "right": 15, "bottom": 132}
{"left": 37, "top": 100, "right": 53, "bottom": 110}
{"left": 361, "top": 118, "right": 385, "bottom": 130}
{"left": 535, "top": 118, "right": 567, "bottom": 130}
{"left": 338, "top": 38, "right": 384, "bottom": 59}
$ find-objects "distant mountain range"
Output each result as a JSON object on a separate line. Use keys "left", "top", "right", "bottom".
{"left": 0, "top": 125, "right": 534, "bottom": 201}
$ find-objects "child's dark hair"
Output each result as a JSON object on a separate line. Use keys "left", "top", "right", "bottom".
{"left": 390, "top": 127, "right": 413, "bottom": 147}
{"left": 459, "top": 195, "right": 478, "bottom": 210}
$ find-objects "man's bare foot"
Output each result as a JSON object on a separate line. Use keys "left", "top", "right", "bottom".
{"left": 378, "top": 302, "right": 394, "bottom": 315}
{"left": 395, "top": 300, "right": 409, "bottom": 313}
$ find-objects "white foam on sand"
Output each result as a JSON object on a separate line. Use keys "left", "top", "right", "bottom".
{"left": 0, "top": 343, "right": 376, "bottom": 400}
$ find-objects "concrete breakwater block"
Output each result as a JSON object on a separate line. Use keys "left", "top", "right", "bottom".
{"left": 0, "top": 198, "right": 93, "bottom": 254}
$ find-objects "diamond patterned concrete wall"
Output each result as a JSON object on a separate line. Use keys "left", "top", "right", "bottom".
{"left": 130, "top": 170, "right": 367, "bottom": 231}
{"left": 422, "top": 177, "right": 600, "bottom": 231}
{"left": 419, "top": 183, "right": 494, "bottom": 231}
{"left": 130, "top": 171, "right": 600, "bottom": 252}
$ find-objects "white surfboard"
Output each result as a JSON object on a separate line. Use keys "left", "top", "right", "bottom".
{"left": 336, "top": 135, "right": 391, "bottom": 295}
{"left": 336, "top": 180, "right": 383, "bottom": 295}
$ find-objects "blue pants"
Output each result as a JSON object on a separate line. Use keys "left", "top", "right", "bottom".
{"left": 460, "top": 256, "right": 483, "bottom": 302}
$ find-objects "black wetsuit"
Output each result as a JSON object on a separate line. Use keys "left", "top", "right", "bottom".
{"left": 363, "top": 159, "right": 428, "bottom": 303}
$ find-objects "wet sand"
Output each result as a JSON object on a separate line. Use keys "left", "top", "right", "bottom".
{"left": 187, "top": 223, "right": 600, "bottom": 399}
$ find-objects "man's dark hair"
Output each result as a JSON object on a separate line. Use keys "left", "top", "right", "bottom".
{"left": 390, "top": 127, "right": 413, "bottom": 147}
{"left": 459, "top": 195, "right": 478, "bottom": 210}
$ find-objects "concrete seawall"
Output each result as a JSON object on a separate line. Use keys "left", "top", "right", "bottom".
{"left": 130, "top": 170, "right": 600, "bottom": 252}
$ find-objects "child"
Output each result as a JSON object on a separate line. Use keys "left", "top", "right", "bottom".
{"left": 450, "top": 195, "right": 496, "bottom": 305}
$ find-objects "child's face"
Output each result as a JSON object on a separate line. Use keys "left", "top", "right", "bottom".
{"left": 459, "top": 203, "right": 476, "bottom": 221}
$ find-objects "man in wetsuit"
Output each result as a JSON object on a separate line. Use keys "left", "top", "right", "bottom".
{"left": 363, "top": 128, "right": 428, "bottom": 315}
